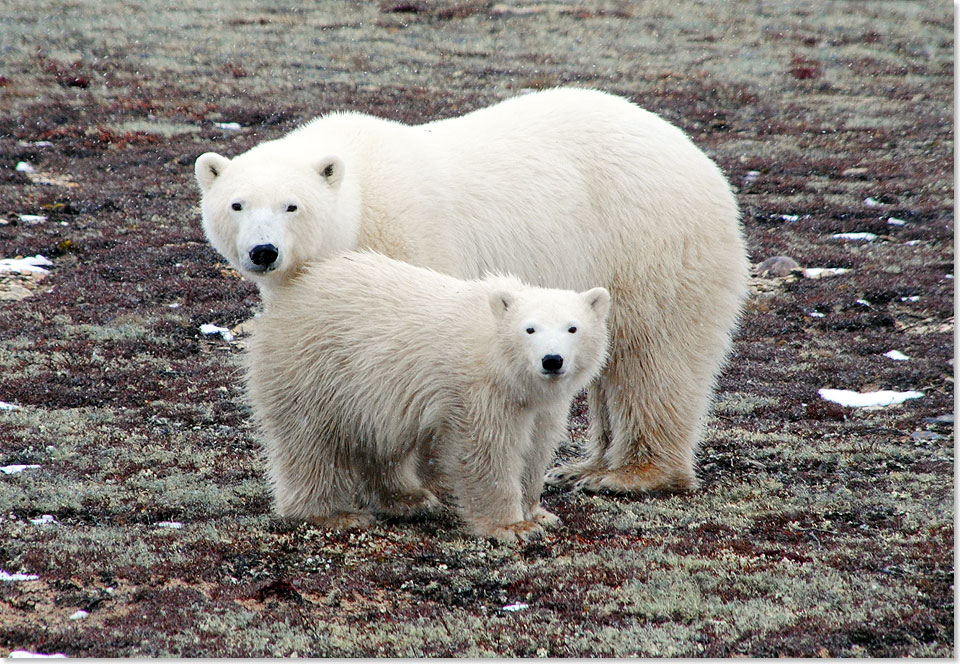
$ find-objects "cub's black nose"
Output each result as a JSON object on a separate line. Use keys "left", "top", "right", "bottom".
{"left": 249, "top": 244, "right": 279, "bottom": 267}
{"left": 542, "top": 354, "right": 564, "bottom": 373}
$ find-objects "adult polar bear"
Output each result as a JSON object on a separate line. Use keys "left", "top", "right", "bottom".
{"left": 195, "top": 87, "right": 749, "bottom": 494}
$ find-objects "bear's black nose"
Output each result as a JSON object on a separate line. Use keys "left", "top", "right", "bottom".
{"left": 542, "top": 354, "right": 564, "bottom": 373}
{"left": 249, "top": 244, "right": 279, "bottom": 268}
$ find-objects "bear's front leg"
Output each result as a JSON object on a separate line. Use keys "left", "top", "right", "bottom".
{"left": 448, "top": 423, "right": 544, "bottom": 544}
{"left": 521, "top": 406, "right": 568, "bottom": 529}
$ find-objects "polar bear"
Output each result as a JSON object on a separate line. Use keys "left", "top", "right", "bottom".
{"left": 196, "top": 87, "right": 749, "bottom": 495}
{"left": 246, "top": 251, "right": 611, "bottom": 542}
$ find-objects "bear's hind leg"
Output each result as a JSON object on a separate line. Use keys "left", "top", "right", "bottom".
{"left": 552, "top": 345, "right": 704, "bottom": 494}
{"left": 544, "top": 382, "right": 613, "bottom": 487}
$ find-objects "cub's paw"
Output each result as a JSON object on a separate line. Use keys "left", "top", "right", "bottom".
{"left": 480, "top": 519, "right": 546, "bottom": 544}
{"left": 381, "top": 488, "right": 441, "bottom": 517}
{"left": 528, "top": 504, "right": 561, "bottom": 528}
{"left": 306, "top": 511, "right": 375, "bottom": 530}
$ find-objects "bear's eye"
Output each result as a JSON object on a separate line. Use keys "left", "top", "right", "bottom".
{"left": 568, "top": 326, "right": 578, "bottom": 334}
{"left": 286, "top": 204, "right": 298, "bottom": 212}
{"left": 526, "top": 327, "right": 536, "bottom": 335}
{"left": 231, "top": 202, "right": 243, "bottom": 211}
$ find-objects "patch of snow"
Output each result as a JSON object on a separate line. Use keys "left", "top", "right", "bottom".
{"left": 1, "top": 464, "right": 41, "bottom": 475}
{"left": 15, "top": 161, "right": 36, "bottom": 173}
{"left": 887, "top": 217, "right": 907, "bottom": 226}
{"left": 818, "top": 388, "right": 923, "bottom": 408}
{"left": 884, "top": 350, "right": 909, "bottom": 361}
{"left": 863, "top": 196, "right": 884, "bottom": 208}
{"left": 0, "top": 255, "right": 53, "bottom": 274}
{"left": 501, "top": 602, "right": 529, "bottom": 612}
{"left": 831, "top": 232, "right": 877, "bottom": 242}
{"left": 0, "top": 401, "right": 19, "bottom": 410}
{"left": 802, "top": 267, "right": 849, "bottom": 279}
{"left": 779, "top": 214, "right": 800, "bottom": 222}
{"left": 900, "top": 295, "right": 920, "bottom": 302}
{"left": 199, "top": 324, "right": 234, "bottom": 342}
{"left": 743, "top": 170, "right": 760, "bottom": 184}
{"left": 0, "top": 569, "right": 40, "bottom": 582}
{"left": 18, "top": 214, "right": 47, "bottom": 225}
{"left": 808, "top": 311, "right": 826, "bottom": 318}
{"left": 7, "top": 652, "right": 67, "bottom": 659}
{"left": 946, "top": 274, "right": 954, "bottom": 280}
{"left": 30, "top": 514, "right": 57, "bottom": 525}
{"left": 855, "top": 299, "right": 871, "bottom": 307}
{"left": 214, "top": 122, "right": 242, "bottom": 131}
{"left": 155, "top": 521, "right": 184, "bottom": 529}
{"left": 68, "top": 610, "right": 89, "bottom": 621}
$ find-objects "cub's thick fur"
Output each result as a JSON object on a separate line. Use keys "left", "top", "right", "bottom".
{"left": 247, "top": 251, "right": 610, "bottom": 542}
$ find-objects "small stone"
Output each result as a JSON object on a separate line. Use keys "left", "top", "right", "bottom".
{"left": 755, "top": 255, "right": 800, "bottom": 278}
{"left": 910, "top": 430, "right": 944, "bottom": 442}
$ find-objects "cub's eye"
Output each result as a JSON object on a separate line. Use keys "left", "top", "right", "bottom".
{"left": 231, "top": 202, "right": 243, "bottom": 211}
{"left": 286, "top": 204, "right": 298, "bottom": 212}
{"left": 568, "top": 326, "right": 578, "bottom": 334}
{"left": 525, "top": 327, "right": 536, "bottom": 335}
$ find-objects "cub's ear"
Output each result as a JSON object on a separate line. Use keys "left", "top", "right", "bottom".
{"left": 583, "top": 287, "right": 611, "bottom": 319}
{"left": 195, "top": 153, "right": 231, "bottom": 192}
{"left": 488, "top": 290, "right": 515, "bottom": 319}
{"left": 316, "top": 155, "right": 345, "bottom": 187}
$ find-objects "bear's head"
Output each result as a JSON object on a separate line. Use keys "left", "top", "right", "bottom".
{"left": 489, "top": 285, "right": 611, "bottom": 395}
{"left": 194, "top": 147, "right": 359, "bottom": 291}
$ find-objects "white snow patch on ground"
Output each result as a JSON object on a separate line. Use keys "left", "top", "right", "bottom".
{"left": 214, "top": 122, "right": 242, "bottom": 131}
{"left": 887, "top": 217, "right": 907, "bottom": 226}
{"left": 864, "top": 196, "right": 884, "bottom": 207}
{"left": 884, "top": 350, "right": 910, "bottom": 361}
{"left": 30, "top": 514, "right": 57, "bottom": 525}
{"left": 199, "top": 324, "right": 234, "bottom": 341}
{"left": 802, "top": 267, "right": 850, "bottom": 279}
{"left": 819, "top": 388, "right": 923, "bottom": 408}
{"left": 15, "top": 161, "right": 36, "bottom": 173}
{"left": 0, "top": 401, "right": 19, "bottom": 410}
{"left": 501, "top": 602, "right": 529, "bottom": 612}
{"left": 7, "top": 651, "right": 67, "bottom": 658}
{"left": 155, "top": 521, "right": 184, "bottom": 529}
{"left": 69, "top": 610, "right": 89, "bottom": 621}
{"left": 832, "top": 232, "right": 877, "bottom": 242}
{"left": 0, "top": 255, "right": 53, "bottom": 274}
{"left": 1, "top": 464, "right": 41, "bottom": 474}
{"left": 18, "top": 214, "right": 48, "bottom": 224}
{"left": 0, "top": 569, "right": 40, "bottom": 582}
{"left": 779, "top": 214, "right": 799, "bottom": 222}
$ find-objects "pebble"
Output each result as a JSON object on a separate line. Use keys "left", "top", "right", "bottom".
{"left": 755, "top": 255, "right": 799, "bottom": 278}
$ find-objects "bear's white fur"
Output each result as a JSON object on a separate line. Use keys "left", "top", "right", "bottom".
{"left": 246, "top": 251, "right": 610, "bottom": 542}
{"left": 197, "top": 87, "right": 749, "bottom": 494}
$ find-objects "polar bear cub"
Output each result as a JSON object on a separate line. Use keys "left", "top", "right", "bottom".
{"left": 246, "top": 251, "right": 611, "bottom": 542}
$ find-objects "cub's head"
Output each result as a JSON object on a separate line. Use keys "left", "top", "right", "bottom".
{"left": 194, "top": 148, "right": 357, "bottom": 290}
{"left": 489, "top": 285, "right": 611, "bottom": 393}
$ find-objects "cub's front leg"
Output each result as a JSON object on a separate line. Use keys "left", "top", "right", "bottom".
{"left": 520, "top": 405, "right": 569, "bottom": 529}
{"left": 447, "top": 421, "right": 545, "bottom": 544}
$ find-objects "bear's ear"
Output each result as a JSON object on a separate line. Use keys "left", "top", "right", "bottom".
{"left": 316, "top": 155, "right": 345, "bottom": 188}
{"left": 488, "top": 290, "right": 515, "bottom": 319}
{"left": 583, "top": 287, "right": 611, "bottom": 319}
{"left": 195, "top": 153, "right": 231, "bottom": 192}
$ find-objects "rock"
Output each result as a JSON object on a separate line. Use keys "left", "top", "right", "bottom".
{"left": 755, "top": 255, "right": 800, "bottom": 278}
